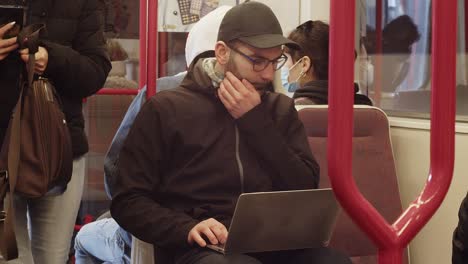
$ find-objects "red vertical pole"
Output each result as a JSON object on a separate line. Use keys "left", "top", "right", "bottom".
{"left": 375, "top": 0, "right": 383, "bottom": 57}
{"left": 465, "top": 0, "right": 468, "bottom": 53}
{"left": 391, "top": 0, "right": 457, "bottom": 247}
{"left": 158, "top": 32, "right": 169, "bottom": 77}
{"left": 139, "top": 0, "right": 147, "bottom": 90}
{"left": 328, "top": 0, "right": 355, "bottom": 234}
{"left": 374, "top": 0, "right": 383, "bottom": 106}
{"left": 329, "top": 0, "right": 456, "bottom": 263}
{"left": 147, "top": 0, "right": 158, "bottom": 98}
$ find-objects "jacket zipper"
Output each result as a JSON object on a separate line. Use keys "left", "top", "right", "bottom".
{"left": 234, "top": 125, "right": 244, "bottom": 193}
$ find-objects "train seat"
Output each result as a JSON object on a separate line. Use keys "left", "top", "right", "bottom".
{"left": 297, "top": 105, "right": 408, "bottom": 264}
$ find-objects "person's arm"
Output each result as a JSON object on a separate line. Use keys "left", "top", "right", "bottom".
{"left": 41, "top": 0, "right": 111, "bottom": 98}
{"left": 105, "top": 72, "right": 187, "bottom": 198}
{"left": 110, "top": 98, "right": 199, "bottom": 250}
{"left": 104, "top": 87, "right": 147, "bottom": 198}
{"left": 453, "top": 192, "right": 468, "bottom": 264}
{"left": 236, "top": 98, "right": 319, "bottom": 190}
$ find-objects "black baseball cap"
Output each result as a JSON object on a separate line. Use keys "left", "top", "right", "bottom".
{"left": 217, "top": 1, "right": 300, "bottom": 50}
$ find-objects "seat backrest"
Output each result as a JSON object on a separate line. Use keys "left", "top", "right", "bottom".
{"left": 297, "top": 105, "right": 405, "bottom": 261}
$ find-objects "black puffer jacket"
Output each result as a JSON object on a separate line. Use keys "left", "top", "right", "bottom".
{"left": 0, "top": 0, "right": 111, "bottom": 157}
{"left": 293, "top": 80, "right": 373, "bottom": 106}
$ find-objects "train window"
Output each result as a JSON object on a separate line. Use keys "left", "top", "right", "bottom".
{"left": 358, "top": 0, "right": 468, "bottom": 121}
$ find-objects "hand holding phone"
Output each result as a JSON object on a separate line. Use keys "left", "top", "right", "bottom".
{"left": 2, "top": 22, "right": 20, "bottom": 39}
{"left": 0, "top": 3, "right": 24, "bottom": 37}
{"left": 0, "top": 22, "right": 19, "bottom": 60}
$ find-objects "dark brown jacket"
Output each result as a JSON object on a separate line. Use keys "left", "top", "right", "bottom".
{"left": 0, "top": 0, "right": 111, "bottom": 157}
{"left": 111, "top": 51, "right": 319, "bottom": 252}
{"left": 453, "top": 192, "right": 468, "bottom": 264}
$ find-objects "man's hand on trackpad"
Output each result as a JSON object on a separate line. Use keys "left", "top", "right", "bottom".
{"left": 187, "top": 218, "right": 228, "bottom": 247}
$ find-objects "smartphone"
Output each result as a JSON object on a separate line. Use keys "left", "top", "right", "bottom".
{"left": 0, "top": 4, "right": 25, "bottom": 39}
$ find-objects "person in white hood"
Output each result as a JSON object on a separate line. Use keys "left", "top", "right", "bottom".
{"left": 73, "top": 6, "right": 232, "bottom": 264}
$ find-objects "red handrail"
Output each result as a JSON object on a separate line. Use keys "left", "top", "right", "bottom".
{"left": 158, "top": 32, "right": 169, "bottom": 77}
{"left": 328, "top": 0, "right": 456, "bottom": 263}
{"left": 146, "top": 0, "right": 158, "bottom": 98}
{"left": 374, "top": 0, "right": 383, "bottom": 107}
{"left": 466, "top": 0, "right": 468, "bottom": 53}
{"left": 96, "top": 88, "right": 139, "bottom": 95}
{"left": 139, "top": 0, "right": 147, "bottom": 91}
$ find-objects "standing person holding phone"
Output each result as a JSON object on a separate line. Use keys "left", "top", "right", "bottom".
{"left": 0, "top": 1, "right": 111, "bottom": 263}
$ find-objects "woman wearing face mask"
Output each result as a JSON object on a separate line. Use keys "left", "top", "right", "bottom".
{"left": 282, "top": 20, "right": 372, "bottom": 106}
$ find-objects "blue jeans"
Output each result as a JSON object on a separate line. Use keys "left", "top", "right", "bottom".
{"left": 74, "top": 218, "right": 131, "bottom": 264}
{"left": 3, "top": 157, "right": 86, "bottom": 264}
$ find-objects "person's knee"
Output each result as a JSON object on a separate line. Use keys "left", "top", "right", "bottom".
{"left": 74, "top": 221, "right": 98, "bottom": 251}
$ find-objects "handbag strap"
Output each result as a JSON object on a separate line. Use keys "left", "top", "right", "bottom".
{"left": 0, "top": 53, "right": 35, "bottom": 261}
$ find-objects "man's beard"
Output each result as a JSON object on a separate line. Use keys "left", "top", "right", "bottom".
{"left": 226, "top": 55, "right": 269, "bottom": 91}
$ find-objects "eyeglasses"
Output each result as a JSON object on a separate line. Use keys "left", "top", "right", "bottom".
{"left": 228, "top": 45, "right": 288, "bottom": 72}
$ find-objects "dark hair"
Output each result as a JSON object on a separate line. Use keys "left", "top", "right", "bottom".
{"left": 383, "top": 15, "right": 420, "bottom": 53}
{"left": 287, "top": 20, "right": 329, "bottom": 80}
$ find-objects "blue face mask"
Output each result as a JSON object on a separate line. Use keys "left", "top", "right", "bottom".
{"left": 281, "top": 66, "right": 300, "bottom": 93}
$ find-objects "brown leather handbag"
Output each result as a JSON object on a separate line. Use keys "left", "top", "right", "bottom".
{"left": 0, "top": 24, "right": 73, "bottom": 260}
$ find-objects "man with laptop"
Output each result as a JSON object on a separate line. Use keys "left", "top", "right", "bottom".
{"left": 111, "top": 1, "right": 351, "bottom": 263}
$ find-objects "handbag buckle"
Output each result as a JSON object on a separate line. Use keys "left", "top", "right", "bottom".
{"left": 0, "top": 211, "right": 5, "bottom": 222}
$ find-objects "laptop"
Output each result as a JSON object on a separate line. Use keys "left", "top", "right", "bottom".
{"left": 207, "top": 188, "right": 340, "bottom": 255}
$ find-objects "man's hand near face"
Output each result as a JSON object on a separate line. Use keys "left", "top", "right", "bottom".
{"left": 187, "top": 218, "right": 228, "bottom": 247}
{"left": 218, "top": 71, "right": 261, "bottom": 119}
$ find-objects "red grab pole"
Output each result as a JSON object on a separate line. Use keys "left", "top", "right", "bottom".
{"left": 139, "top": 0, "right": 148, "bottom": 91}
{"left": 97, "top": 89, "right": 139, "bottom": 95}
{"left": 328, "top": 0, "right": 456, "bottom": 263}
{"left": 158, "top": 32, "right": 169, "bottom": 77}
{"left": 146, "top": 0, "right": 158, "bottom": 98}
{"left": 392, "top": 0, "right": 457, "bottom": 246}
{"left": 374, "top": 0, "right": 383, "bottom": 106}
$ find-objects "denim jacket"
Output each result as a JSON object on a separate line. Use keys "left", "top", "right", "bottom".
{"left": 104, "top": 72, "right": 187, "bottom": 198}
